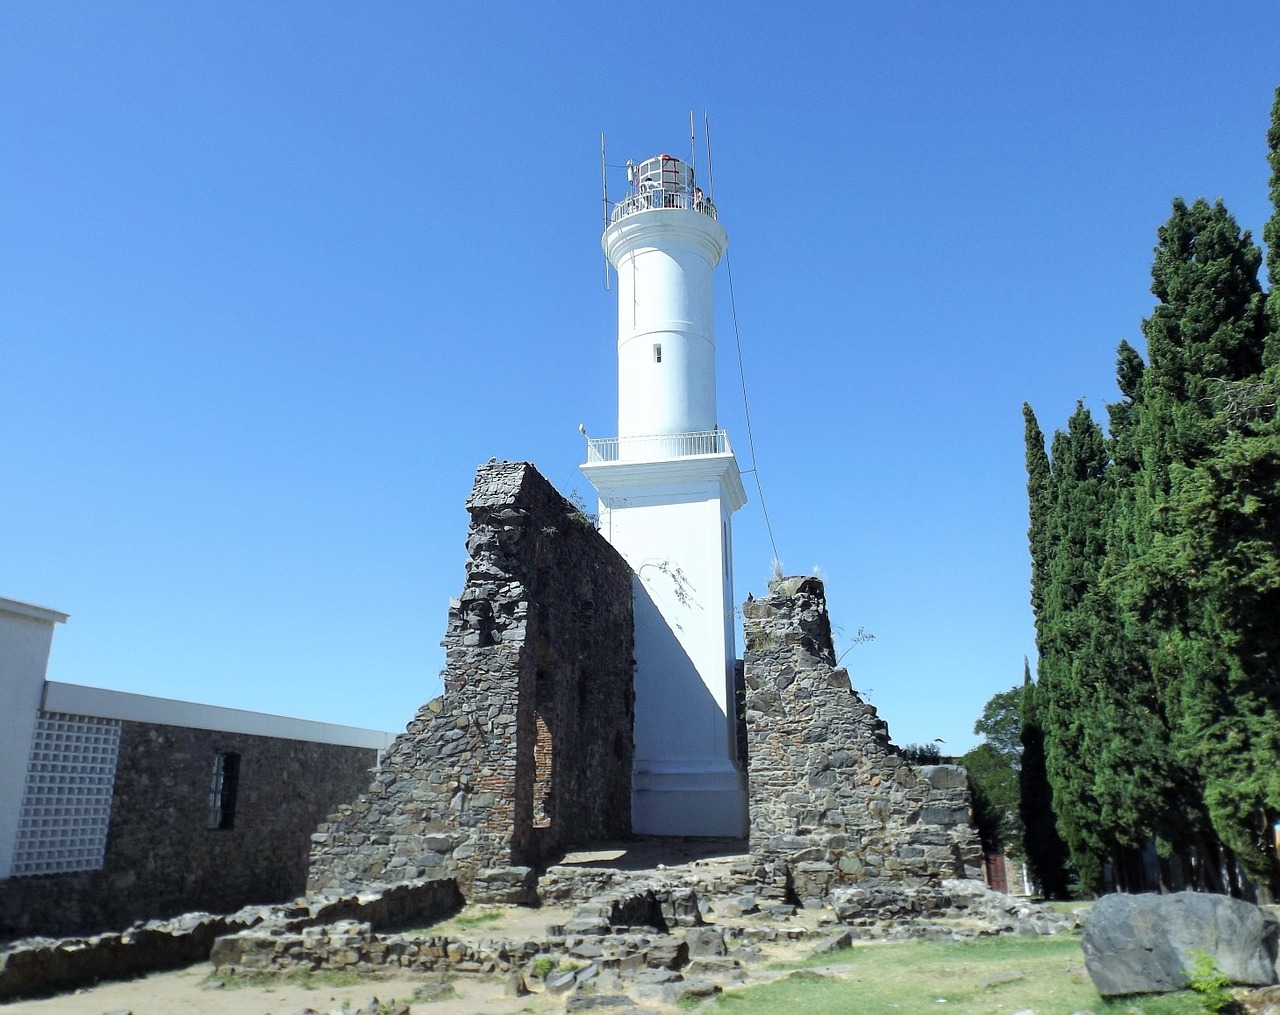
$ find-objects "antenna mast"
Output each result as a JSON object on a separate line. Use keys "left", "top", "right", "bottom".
{"left": 601, "top": 132, "right": 610, "bottom": 291}
{"left": 689, "top": 110, "right": 696, "bottom": 170}
{"left": 703, "top": 113, "right": 716, "bottom": 203}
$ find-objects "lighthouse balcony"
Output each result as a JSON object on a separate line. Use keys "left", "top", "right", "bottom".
{"left": 585, "top": 429, "right": 732, "bottom": 464}
{"left": 609, "top": 187, "right": 718, "bottom": 225}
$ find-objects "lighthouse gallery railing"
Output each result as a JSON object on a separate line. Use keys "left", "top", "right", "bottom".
{"left": 585, "top": 429, "right": 732, "bottom": 464}
{"left": 608, "top": 187, "right": 718, "bottom": 225}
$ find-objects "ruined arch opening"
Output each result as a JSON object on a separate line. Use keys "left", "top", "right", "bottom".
{"left": 532, "top": 669, "right": 554, "bottom": 831}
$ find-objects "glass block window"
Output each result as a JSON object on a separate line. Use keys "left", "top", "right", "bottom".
{"left": 11, "top": 712, "right": 121, "bottom": 876}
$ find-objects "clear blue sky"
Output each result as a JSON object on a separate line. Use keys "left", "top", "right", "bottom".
{"left": 3, "top": 3, "right": 1277, "bottom": 754}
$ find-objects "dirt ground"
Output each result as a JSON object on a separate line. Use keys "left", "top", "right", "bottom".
{"left": 0, "top": 963, "right": 569, "bottom": 1015}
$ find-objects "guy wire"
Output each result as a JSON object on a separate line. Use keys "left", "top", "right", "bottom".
{"left": 724, "top": 251, "right": 780, "bottom": 566}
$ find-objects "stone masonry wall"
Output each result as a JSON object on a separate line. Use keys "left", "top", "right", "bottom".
{"left": 307, "top": 462, "right": 635, "bottom": 900}
{"left": 743, "top": 576, "right": 983, "bottom": 900}
{"left": 0, "top": 724, "right": 378, "bottom": 941}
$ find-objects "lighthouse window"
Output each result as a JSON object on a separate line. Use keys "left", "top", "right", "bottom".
{"left": 653, "top": 343, "right": 662, "bottom": 363}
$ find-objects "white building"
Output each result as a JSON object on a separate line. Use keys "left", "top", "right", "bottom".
{"left": 0, "top": 595, "right": 395, "bottom": 936}
{"left": 582, "top": 154, "right": 748, "bottom": 837}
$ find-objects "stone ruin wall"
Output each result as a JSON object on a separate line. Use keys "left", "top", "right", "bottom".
{"left": 307, "top": 462, "right": 635, "bottom": 901}
{"left": 308, "top": 463, "right": 981, "bottom": 910}
{"left": 742, "top": 576, "right": 983, "bottom": 901}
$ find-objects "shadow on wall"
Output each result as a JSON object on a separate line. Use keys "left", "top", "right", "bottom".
{"left": 631, "top": 575, "right": 735, "bottom": 768}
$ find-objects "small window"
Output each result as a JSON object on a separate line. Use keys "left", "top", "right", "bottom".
{"left": 653, "top": 343, "right": 662, "bottom": 363}
{"left": 208, "top": 752, "right": 240, "bottom": 830}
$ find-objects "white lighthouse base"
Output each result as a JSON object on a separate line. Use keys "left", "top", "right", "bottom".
{"left": 582, "top": 452, "right": 749, "bottom": 840}
{"left": 633, "top": 762, "right": 747, "bottom": 837}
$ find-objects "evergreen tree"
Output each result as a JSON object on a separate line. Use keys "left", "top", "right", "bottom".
{"left": 1170, "top": 416, "right": 1280, "bottom": 888}
{"left": 1125, "top": 195, "right": 1271, "bottom": 891}
{"left": 1265, "top": 87, "right": 1280, "bottom": 341}
{"left": 1023, "top": 404, "right": 1052, "bottom": 626}
{"left": 1033, "top": 402, "right": 1111, "bottom": 891}
{"left": 1094, "top": 339, "right": 1197, "bottom": 892}
{"left": 1023, "top": 88, "right": 1280, "bottom": 896}
{"left": 1019, "top": 661, "right": 1071, "bottom": 897}
{"left": 1023, "top": 409, "right": 1074, "bottom": 896}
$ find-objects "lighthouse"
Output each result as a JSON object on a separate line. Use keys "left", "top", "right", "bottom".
{"left": 582, "top": 154, "right": 748, "bottom": 837}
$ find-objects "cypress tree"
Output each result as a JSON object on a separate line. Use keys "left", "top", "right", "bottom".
{"left": 1096, "top": 339, "right": 1203, "bottom": 891}
{"left": 1024, "top": 404, "right": 1052, "bottom": 626}
{"left": 1124, "top": 195, "right": 1271, "bottom": 892}
{"left": 1023, "top": 409, "right": 1073, "bottom": 896}
{"left": 1265, "top": 86, "right": 1280, "bottom": 343}
{"left": 1019, "top": 659, "right": 1071, "bottom": 897}
{"left": 1034, "top": 403, "right": 1112, "bottom": 891}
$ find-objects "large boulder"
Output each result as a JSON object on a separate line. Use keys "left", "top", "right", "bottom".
{"left": 1083, "top": 891, "right": 1279, "bottom": 996}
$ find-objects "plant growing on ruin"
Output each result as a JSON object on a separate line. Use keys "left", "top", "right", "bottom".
{"left": 566, "top": 489, "right": 598, "bottom": 528}
{"left": 1187, "top": 952, "right": 1239, "bottom": 1013}
{"left": 532, "top": 956, "right": 554, "bottom": 978}
{"left": 639, "top": 558, "right": 697, "bottom": 609}
{"left": 834, "top": 626, "right": 875, "bottom": 666}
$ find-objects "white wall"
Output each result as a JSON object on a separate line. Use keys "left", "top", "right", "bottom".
{"left": 605, "top": 211, "right": 727, "bottom": 440}
{"left": 0, "top": 598, "right": 66, "bottom": 879}
{"left": 585, "top": 456, "right": 748, "bottom": 836}
{"left": 42, "top": 682, "right": 396, "bottom": 753}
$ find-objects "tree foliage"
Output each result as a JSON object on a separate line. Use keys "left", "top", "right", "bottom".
{"left": 973, "top": 686, "right": 1023, "bottom": 762}
{"left": 1019, "top": 662, "right": 1071, "bottom": 897}
{"left": 961, "top": 683, "right": 1023, "bottom": 857}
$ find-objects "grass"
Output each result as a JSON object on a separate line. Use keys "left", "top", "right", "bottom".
{"left": 202, "top": 967, "right": 377, "bottom": 992}
{"left": 699, "top": 935, "right": 1210, "bottom": 1015}
{"left": 403, "top": 904, "right": 509, "bottom": 937}
{"left": 290, "top": 967, "right": 373, "bottom": 989}
{"left": 452, "top": 911, "right": 505, "bottom": 929}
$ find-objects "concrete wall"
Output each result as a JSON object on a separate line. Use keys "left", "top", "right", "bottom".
{"left": 0, "top": 600, "right": 66, "bottom": 881}
{"left": 0, "top": 719, "right": 380, "bottom": 940}
{"left": 308, "top": 462, "right": 635, "bottom": 900}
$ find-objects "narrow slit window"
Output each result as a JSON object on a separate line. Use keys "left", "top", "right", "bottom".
{"left": 208, "top": 752, "right": 240, "bottom": 830}
{"left": 653, "top": 343, "right": 662, "bottom": 363}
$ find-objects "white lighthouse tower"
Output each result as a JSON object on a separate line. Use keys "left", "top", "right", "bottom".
{"left": 582, "top": 154, "right": 748, "bottom": 837}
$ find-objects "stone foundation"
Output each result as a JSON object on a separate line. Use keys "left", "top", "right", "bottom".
{"left": 0, "top": 877, "right": 461, "bottom": 1001}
